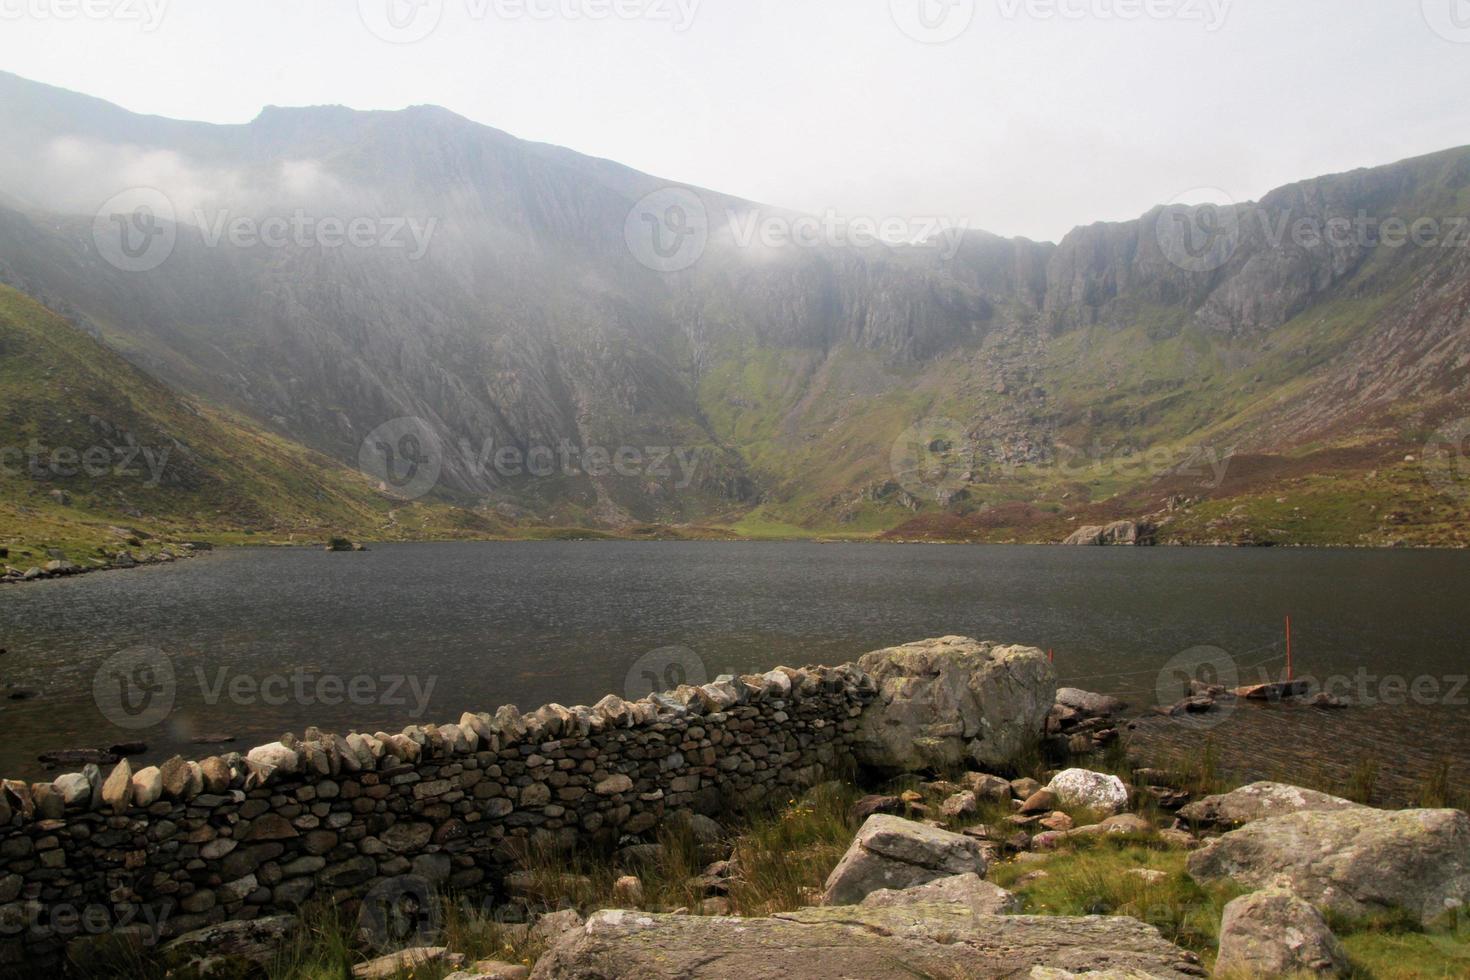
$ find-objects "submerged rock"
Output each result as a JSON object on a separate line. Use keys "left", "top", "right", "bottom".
{"left": 1177, "top": 781, "right": 1363, "bottom": 830}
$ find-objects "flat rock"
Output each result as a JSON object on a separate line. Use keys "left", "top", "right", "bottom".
{"left": 822, "top": 814, "right": 989, "bottom": 905}
{"left": 1215, "top": 887, "right": 1350, "bottom": 977}
{"left": 1177, "top": 781, "right": 1363, "bottom": 830}
{"left": 353, "top": 947, "right": 461, "bottom": 979}
{"left": 1188, "top": 808, "right": 1470, "bottom": 924}
{"left": 858, "top": 872, "right": 1020, "bottom": 914}
{"left": 528, "top": 906, "right": 1204, "bottom": 979}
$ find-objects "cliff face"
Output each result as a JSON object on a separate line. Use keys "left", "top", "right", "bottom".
{"left": 0, "top": 70, "right": 1466, "bottom": 529}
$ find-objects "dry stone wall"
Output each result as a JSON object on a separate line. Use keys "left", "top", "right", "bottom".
{"left": 0, "top": 663, "right": 876, "bottom": 972}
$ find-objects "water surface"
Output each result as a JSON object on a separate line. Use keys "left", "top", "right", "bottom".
{"left": 1, "top": 542, "right": 1466, "bottom": 799}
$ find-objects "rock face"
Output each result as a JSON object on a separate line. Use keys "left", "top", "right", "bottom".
{"left": 822, "top": 815, "right": 989, "bottom": 906}
{"left": 1062, "top": 521, "right": 1155, "bottom": 546}
{"left": 854, "top": 636, "right": 1056, "bottom": 773}
{"left": 529, "top": 906, "right": 1204, "bottom": 979}
{"left": 1046, "top": 769, "right": 1130, "bottom": 815}
{"left": 1178, "top": 781, "right": 1364, "bottom": 830}
{"left": 1215, "top": 888, "right": 1351, "bottom": 978}
{"left": 1188, "top": 808, "right": 1470, "bottom": 924}
{"left": 858, "top": 872, "right": 1020, "bottom": 914}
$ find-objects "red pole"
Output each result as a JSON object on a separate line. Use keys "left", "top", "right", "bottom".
{"left": 1048, "top": 648, "right": 1055, "bottom": 664}
{"left": 1285, "top": 616, "right": 1293, "bottom": 682}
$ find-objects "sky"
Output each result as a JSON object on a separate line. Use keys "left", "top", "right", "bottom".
{"left": 2, "top": 0, "right": 1469, "bottom": 243}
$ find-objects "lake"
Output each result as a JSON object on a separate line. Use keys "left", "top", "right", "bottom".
{"left": 1, "top": 541, "right": 1467, "bottom": 800}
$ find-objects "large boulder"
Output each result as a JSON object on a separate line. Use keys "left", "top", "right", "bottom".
{"left": 1188, "top": 808, "right": 1470, "bottom": 924}
{"left": 855, "top": 636, "right": 1055, "bottom": 773}
{"left": 822, "top": 815, "right": 988, "bottom": 906}
{"left": 859, "top": 873, "right": 1020, "bottom": 914}
{"left": 1062, "top": 521, "right": 1154, "bottom": 546}
{"left": 529, "top": 906, "right": 1204, "bottom": 979}
{"left": 1215, "top": 888, "right": 1351, "bottom": 977}
{"left": 1047, "top": 769, "right": 1130, "bottom": 815}
{"left": 1177, "top": 782, "right": 1364, "bottom": 830}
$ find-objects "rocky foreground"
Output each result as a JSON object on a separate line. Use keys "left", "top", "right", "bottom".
{"left": 5, "top": 637, "right": 1466, "bottom": 978}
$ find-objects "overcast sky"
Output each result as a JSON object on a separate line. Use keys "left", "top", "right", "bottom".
{"left": 3, "top": 0, "right": 1468, "bottom": 243}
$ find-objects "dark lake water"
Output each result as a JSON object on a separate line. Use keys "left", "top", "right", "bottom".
{"left": 1, "top": 542, "right": 1467, "bottom": 800}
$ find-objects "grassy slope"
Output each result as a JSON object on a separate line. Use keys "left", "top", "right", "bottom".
{"left": 0, "top": 285, "right": 517, "bottom": 565}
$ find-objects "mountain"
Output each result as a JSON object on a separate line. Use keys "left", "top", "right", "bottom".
{"left": 0, "top": 70, "right": 1466, "bottom": 547}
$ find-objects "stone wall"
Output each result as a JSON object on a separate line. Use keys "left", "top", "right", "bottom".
{"left": 0, "top": 662, "right": 876, "bottom": 972}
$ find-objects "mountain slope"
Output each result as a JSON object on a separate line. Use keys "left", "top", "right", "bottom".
{"left": 0, "top": 71, "right": 1466, "bottom": 546}
{"left": 0, "top": 284, "right": 508, "bottom": 565}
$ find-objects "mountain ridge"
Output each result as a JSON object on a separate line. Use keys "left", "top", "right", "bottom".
{"left": 0, "top": 70, "right": 1466, "bottom": 548}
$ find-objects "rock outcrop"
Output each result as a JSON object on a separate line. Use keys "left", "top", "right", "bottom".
{"left": 1214, "top": 888, "right": 1351, "bottom": 978}
{"left": 1177, "top": 781, "right": 1364, "bottom": 830}
{"left": 854, "top": 636, "right": 1056, "bottom": 773}
{"left": 1187, "top": 808, "right": 1470, "bottom": 924}
{"left": 528, "top": 906, "right": 1205, "bottom": 979}
{"left": 821, "top": 815, "right": 989, "bottom": 906}
{"left": 1062, "top": 521, "right": 1155, "bottom": 546}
